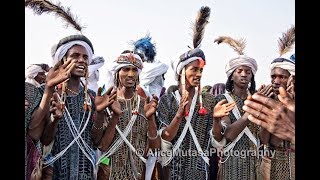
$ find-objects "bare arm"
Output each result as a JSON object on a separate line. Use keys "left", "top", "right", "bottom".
{"left": 93, "top": 87, "right": 118, "bottom": 149}
{"left": 28, "top": 59, "right": 76, "bottom": 141}
{"left": 99, "top": 114, "right": 119, "bottom": 152}
{"left": 40, "top": 92, "right": 63, "bottom": 145}
{"left": 28, "top": 86, "right": 55, "bottom": 141}
{"left": 161, "top": 92, "right": 188, "bottom": 142}
{"left": 212, "top": 99, "right": 236, "bottom": 141}
{"left": 259, "top": 127, "right": 271, "bottom": 145}
{"left": 144, "top": 95, "right": 161, "bottom": 150}
{"left": 223, "top": 112, "right": 250, "bottom": 142}
{"left": 91, "top": 111, "right": 106, "bottom": 147}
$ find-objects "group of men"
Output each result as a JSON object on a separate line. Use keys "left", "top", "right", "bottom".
{"left": 25, "top": 6, "right": 295, "bottom": 180}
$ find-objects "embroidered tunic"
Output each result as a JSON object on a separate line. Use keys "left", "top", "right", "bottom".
{"left": 215, "top": 93, "right": 260, "bottom": 180}
{"left": 156, "top": 91, "right": 215, "bottom": 180}
{"left": 270, "top": 137, "right": 295, "bottom": 179}
{"left": 106, "top": 97, "right": 149, "bottom": 180}
{"left": 35, "top": 86, "right": 96, "bottom": 180}
{"left": 25, "top": 82, "right": 42, "bottom": 180}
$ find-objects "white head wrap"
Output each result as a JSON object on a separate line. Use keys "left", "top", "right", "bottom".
{"left": 172, "top": 56, "right": 202, "bottom": 81}
{"left": 104, "top": 53, "right": 143, "bottom": 91}
{"left": 139, "top": 60, "right": 169, "bottom": 98}
{"left": 225, "top": 55, "right": 258, "bottom": 77}
{"left": 52, "top": 40, "right": 93, "bottom": 66}
{"left": 81, "top": 55, "right": 105, "bottom": 93}
{"left": 25, "top": 64, "right": 46, "bottom": 87}
{"left": 270, "top": 48, "right": 295, "bottom": 76}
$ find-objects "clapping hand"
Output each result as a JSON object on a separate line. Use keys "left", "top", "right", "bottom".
{"left": 95, "top": 86, "right": 117, "bottom": 113}
{"left": 50, "top": 92, "right": 63, "bottom": 121}
{"left": 46, "top": 59, "right": 76, "bottom": 88}
{"left": 213, "top": 99, "right": 236, "bottom": 119}
{"left": 144, "top": 94, "right": 159, "bottom": 119}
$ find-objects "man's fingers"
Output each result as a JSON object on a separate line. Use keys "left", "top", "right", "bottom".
{"left": 279, "top": 86, "right": 290, "bottom": 99}
{"left": 146, "top": 96, "right": 150, "bottom": 104}
{"left": 217, "top": 99, "right": 227, "bottom": 106}
{"left": 105, "top": 86, "right": 114, "bottom": 95}
{"left": 226, "top": 102, "right": 235, "bottom": 107}
{"left": 287, "top": 75, "right": 294, "bottom": 87}
{"left": 52, "top": 92, "right": 60, "bottom": 102}
{"left": 182, "top": 101, "right": 189, "bottom": 107}
{"left": 61, "top": 58, "right": 72, "bottom": 69}
{"left": 97, "top": 87, "right": 102, "bottom": 96}
{"left": 152, "top": 94, "right": 159, "bottom": 102}
{"left": 250, "top": 93, "right": 276, "bottom": 108}
{"left": 247, "top": 114, "right": 268, "bottom": 128}
{"left": 226, "top": 106, "right": 235, "bottom": 112}
{"left": 66, "top": 62, "right": 76, "bottom": 75}
{"left": 109, "top": 93, "right": 117, "bottom": 101}
{"left": 267, "top": 92, "right": 274, "bottom": 98}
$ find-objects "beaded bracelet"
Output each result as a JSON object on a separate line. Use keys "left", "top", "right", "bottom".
{"left": 93, "top": 123, "right": 103, "bottom": 130}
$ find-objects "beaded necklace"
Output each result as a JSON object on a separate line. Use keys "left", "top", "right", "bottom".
{"left": 65, "top": 86, "right": 79, "bottom": 95}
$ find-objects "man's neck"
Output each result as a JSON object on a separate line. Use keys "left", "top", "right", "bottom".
{"left": 232, "top": 86, "right": 248, "bottom": 99}
{"left": 67, "top": 76, "right": 81, "bottom": 93}
{"left": 117, "top": 86, "right": 135, "bottom": 99}
{"left": 178, "top": 84, "right": 196, "bottom": 98}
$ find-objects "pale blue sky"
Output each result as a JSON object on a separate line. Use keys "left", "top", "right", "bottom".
{"left": 25, "top": 0, "right": 295, "bottom": 89}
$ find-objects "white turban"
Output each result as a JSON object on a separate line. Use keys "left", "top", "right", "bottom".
{"left": 81, "top": 55, "right": 105, "bottom": 93}
{"left": 139, "top": 60, "right": 169, "bottom": 98}
{"left": 270, "top": 49, "right": 295, "bottom": 76}
{"left": 172, "top": 56, "right": 202, "bottom": 81}
{"left": 269, "top": 60, "right": 295, "bottom": 76}
{"left": 225, "top": 55, "right": 258, "bottom": 77}
{"left": 52, "top": 40, "right": 93, "bottom": 66}
{"left": 172, "top": 48, "right": 206, "bottom": 81}
{"left": 25, "top": 64, "right": 46, "bottom": 87}
{"left": 103, "top": 53, "right": 143, "bottom": 91}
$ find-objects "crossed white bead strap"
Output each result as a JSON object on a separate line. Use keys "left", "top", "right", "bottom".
{"left": 220, "top": 93, "right": 259, "bottom": 163}
{"left": 97, "top": 96, "right": 146, "bottom": 164}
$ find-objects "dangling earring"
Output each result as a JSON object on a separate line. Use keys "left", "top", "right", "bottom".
{"left": 198, "top": 85, "right": 207, "bottom": 115}
{"left": 83, "top": 65, "right": 91, "bottom": 112}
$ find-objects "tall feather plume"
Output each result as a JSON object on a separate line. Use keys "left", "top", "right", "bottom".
{"left": 132, "top": 33, "right": 157, "bottom": 63}
{"left": 278, "top": 25, "right": 295, "bottom": 56}
{"left": 25, "top": 0, "right": 84, "bottom": 32}
{"left": 214, "top": 36, "right": 246, "bottom": 55}
{"left": 192, "top": 6, "right": 211, "bottom": 48}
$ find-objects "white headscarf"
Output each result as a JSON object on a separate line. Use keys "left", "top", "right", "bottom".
{"left": 139, "top": 60, "right": 168, "bottom": 98}
{"left": 25, "top": 64, "right": 46, "bottom": 87}
{"left": 172, "top": 56, "right": 202, "bottom": 81}
{"left": 81, "top": 55, "right": 105, "bottom": 93}
{"left": 104, "top": 53, "right": 143, "bottom": 91}
{"left": 52, "top": 40, "right": 93, "bottom": 66}
{"left": 270, "top": 48, "right": 295, "bottom": 76}
{"left": 225, "top": 55, "right": 258, "bottom": 77}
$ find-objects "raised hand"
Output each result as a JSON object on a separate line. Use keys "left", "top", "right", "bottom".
{"left": 258, "top": 84, "right": 273, "bottom": 97}
{"left": 175, "top": 91, "right": 189, "bottom": 119}
{"left": 242, "top": 93, "right": 295, "bottom": 143}
{"left": 278, "top": 87, "right": 295, "bottom": 112}
{"left": 46, "top": 59, "right": 77, "bottom": 88}
{"left": 286, "top": 75, "right": 295, "bottom": 99}
{"left": 144, "top": 94, "right": 159, "bottom": 119}
{"left": 213, "top": 99, "right": 236, "bottom": 118}
{"left": 50, "top": 92, "right": 63, "bottom": 121}
{"left": 95, "top": 86, "right": 117, "bottom": 113}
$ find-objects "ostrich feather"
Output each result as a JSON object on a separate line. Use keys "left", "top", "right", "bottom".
{"left": 25, "top": 0, "right": 84, "bottom": 32}
{"left": 214, "top": 36, "right": 246, "bottom": 55}
{"left": 132, "top": 34, "right": 157, "bottom": 63}
{"left": 278, "top": 25, "right": 295, "bottom": 56}
{"left": 192, "top": 6, "right": 211, "bottom": 48}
